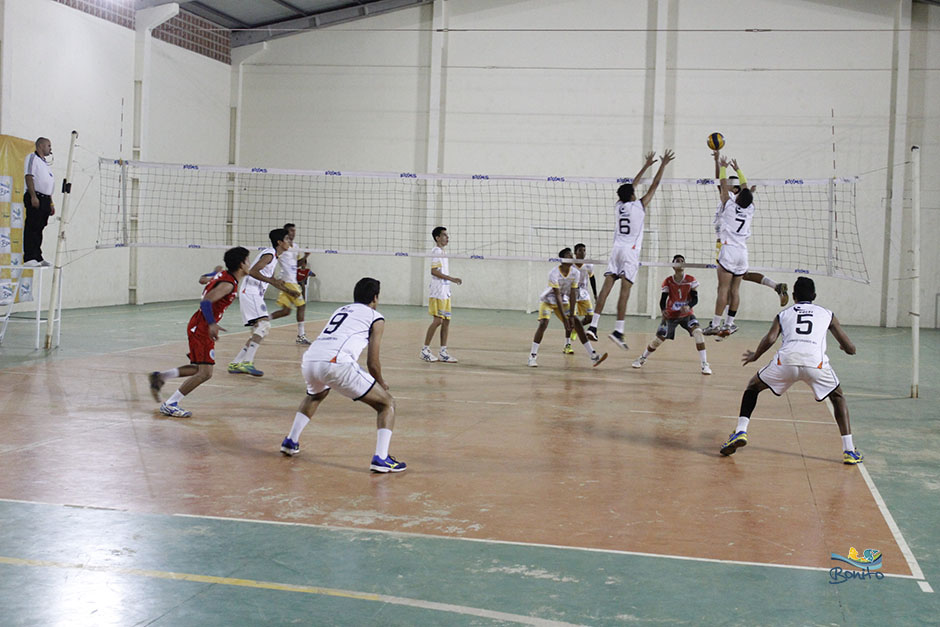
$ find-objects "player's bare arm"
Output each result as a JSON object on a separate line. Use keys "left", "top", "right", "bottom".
{"left": 250, "top": 253, "right": 300, "bottom": 297}
{"left": 202, "top": 281, "right": 234, "bottom": 341}
{"left": 718, "top": 155, "right": 732, "bottom": 204}
{"left": 367, "top": 319, "right": 389, "bottom": 390}
{"left": 641, "top": 149, "right": 675, "bottom": 207}
{"left": 567, "top": 286, "right": 579, "bottom": 325}
{"left": 828, "top": 315, "right": 856, "bottom": 355}
{"left": 431, "top": 267, "right": 462, "bottom": 285}
{"left": 633, "top": 151, "right": 658, "bottom": 183}
{"left": 742, "top": 315, "right": 782, "bottom": 365}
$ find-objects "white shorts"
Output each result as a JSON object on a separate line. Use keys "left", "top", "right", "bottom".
{"left": 757, "top": 361, "right": 840, "bottom": 401}
{"left": 302, "top": 360, "right": 377, "bottom": 401}
{"left": 240, "top": 291, "right": 269, "bottom": 325}
{"left": 605, "top": 246, "right": 640, "bottom": 283}
{"left": 718, "top": 245, "right": 748, "bottom": 276}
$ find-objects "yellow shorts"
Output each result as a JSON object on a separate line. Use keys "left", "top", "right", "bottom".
{"left": 575, "top": 299, "right": 594, "bottom": 317}
{"left": 276, "top": 283, "right": 306, "bottom": 309}
{"left": 428, "top": 298, "right": 452, "bottom": 319}
{"left": 538, "top": 301, "right": 570, "bottom": 321}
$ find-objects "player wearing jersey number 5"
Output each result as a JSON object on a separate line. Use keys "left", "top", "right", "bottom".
{"left": 586, "top": 150, "right": 675, "bottom": 350}
{"left": 719, "top": 277, "right": 863, "bottom": 465}
{"left": 279, "top": 277, "right": 406, "bottom": 473}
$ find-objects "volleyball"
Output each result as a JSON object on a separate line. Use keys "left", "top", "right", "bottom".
{"left": 707, "top": 132, "right": 725, "bottom": 151}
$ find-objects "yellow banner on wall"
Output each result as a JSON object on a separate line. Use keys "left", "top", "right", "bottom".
{"left": 0, "top": 134, "right": 37, "bottom": 305}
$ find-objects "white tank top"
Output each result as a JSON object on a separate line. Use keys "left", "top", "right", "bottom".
{"left": 241, "top": 247, "right": 278, "bottom": 298}
{"left": 775, "top": 303, "right": 833, "bottom": 368}
{"left": 612, "top": 199, "right": 645, "bottom": 250}
{"left": 303, "top": 302, "right": 384, "bottom": 363}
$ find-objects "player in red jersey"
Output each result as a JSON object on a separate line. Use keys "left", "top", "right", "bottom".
{"left": 631, "top": 254, "right": 712, "bottom": 375}
{"left": 148, "top": 247, "right": 251, "bottom": 417}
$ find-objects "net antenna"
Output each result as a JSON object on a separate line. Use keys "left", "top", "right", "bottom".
{"left": 44, "top": 130, "right": 78, "bottom": 349}
{"left": 97, "top": 159, "right": 870, "bottom": 285}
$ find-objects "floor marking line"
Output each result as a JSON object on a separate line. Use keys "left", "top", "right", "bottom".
{"left": 0, "top": 555, "right": 583, "bottom": 626}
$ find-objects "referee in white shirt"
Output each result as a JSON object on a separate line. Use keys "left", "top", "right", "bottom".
{"left": 23, "top": 137, "right": 55, "bottom": 267}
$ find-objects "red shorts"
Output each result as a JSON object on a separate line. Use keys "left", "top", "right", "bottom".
{"left": 187, "top": 326, "right": 216, "bottom": 365}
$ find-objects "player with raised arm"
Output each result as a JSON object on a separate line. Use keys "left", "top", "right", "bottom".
{"left": 270, "top": 223, "right": 312, "bottom": 345}
{"left": 586, "top": 150, "right": 676, "bottom": 350}
{"left": 706, "top": 152, "right": 788, "bottom": 335}
{"left": 719, "top": 277, "right": 862, "bottom": 464}
{"left": 631, "top": 254, "right": 711, "bottom": 375}
{"left": 528, "top": 248, "right": 607, "bottom": 368}
{"left": 279, "top": 277, "right": 406, "bottom": 473}
{"left": 149, "top": 247, "right": 251, "bottom": 417}
{"left": 421, "top": 226, "right": 462, "bottom": 363}
{"left": 564, "top": 243, "right": 597, "bottom": 354}
{"left": 227, "top": 228, "right": 300, "bottom": 376}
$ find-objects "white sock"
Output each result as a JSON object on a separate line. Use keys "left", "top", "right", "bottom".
{"left": 590, "top": 314, "right": 600, "bottom": 328}
{"left": 530, "top": 342, "right": 540, "bottom": 356}
{"left": 160, "top": 368, "right": 179, "bottom": 379}
{"left": 761, "top": 276, "right": 777, "bottom": 289}
{"left": 297, "top": 322, "right": 305, "bottom": 336}
{"left": 722, "top": 305, "right": 730, "bottom": 318}
{"left": 167, "top": 390, "right": 184, "bottom": 405}
{"left": 288, "top": 412, "right": 310, "bottom": 442}
{"left": 582, "top": 341, "right": 594, "bottom": 356}
{"left": 440, "top": 345, "right": 447, "bottom": 353}
{"left": 641, "top": 349, "right": 650, "bottom": 359}
{"left": 736, "top": 416, "right": 750, "bottom": 433}
{"left": 698, "top": 349, "right": 707, "bottom": 362}
{"left": 244, "top": 341, "right": 261, "bottom": 363}
{"left": 423, "top": 345, "right": 430, "bottom": 352}
{"left": 614, "top": 320, "right": 625, "bottom": 334}
{"left": 375, "top": 428, "right": 393, "bottom": 458}
{"left": 726, "top": 315, "right": 736, "bottom": 326}
{"left": 841, "top": 434, "right": 854, "bottom": 451}
{"left": 232, "top": 346, "right": 248, "bottom": 364}
{"left": 711, "top": 315, "right": 721, "bottom": 327}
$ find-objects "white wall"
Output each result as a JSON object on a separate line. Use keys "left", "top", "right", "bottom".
{"left": 0, "top": 0, "right": 230, "bottom": 311}
{"left": 236, "top": 0, "right": 939, "bottom": 327}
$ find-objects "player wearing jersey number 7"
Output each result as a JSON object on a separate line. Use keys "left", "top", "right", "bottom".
{"left": 719, "top": 277, "right": 863, "bottom": 465}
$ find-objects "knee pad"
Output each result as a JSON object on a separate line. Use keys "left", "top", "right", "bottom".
{"left": 692, "top": 328, "right": 704, "bottom": 343}
{"left": 650, "top": 336, "right": 664, "bottom": 350}
{"left": 254, "top": 319, "right": 271, "bottom": 338}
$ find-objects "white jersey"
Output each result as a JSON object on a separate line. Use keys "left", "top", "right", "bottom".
{"left": 612, "top": 199, "right": 645, "bottom": 250}
{"left": 717, "top": 197, "right": 754, "bottom": 249}
{"left": 241, "top": 247, "right": 278, "bottom": 299}
{"left": 540, "top": 265, "right": 581, "bottom": 304}
{"left": 303, "top": 302, "right": 384, "bottom": 364}
{"left": 276, "top": 246, "right": 300, "bottom": 283}
{"left": 575, "top": 263, "right": 593, "bottom": 301}
{"left": 429, "top": 246, "right": 451, "bottom": 299}
{"left": 24, "top": 152, "right": 54, "bottom": 195}
{"left": 713, "top": 191, "right": 737, "bottom": 237}
{"left": 774, "top": 303, "right": 833, "bottom": 368}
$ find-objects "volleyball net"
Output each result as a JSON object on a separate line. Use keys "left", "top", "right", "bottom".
{"left": 96, "top": 159, "right": 868, "bottom": 283}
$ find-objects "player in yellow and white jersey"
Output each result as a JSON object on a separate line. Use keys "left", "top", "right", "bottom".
{"left": 719, "top": 277, "right": 863, "bottom": 465}
{"left": 271, "top": 223, "right": 312, "bottom": 344}
{"left": 564, "top": 243, "right": 597, "bottom": 354}
{"left": 421, "top": 226, "right": 463, "bottom": 363}
{"left": 528, "top": 248, "right": 607, "bottom": 368}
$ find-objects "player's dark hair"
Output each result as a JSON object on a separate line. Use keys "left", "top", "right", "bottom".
{"left": 617, "top": 183, "right": 634, "bottom": 202}
{"left": 223, "top": 246, "right": 250, "bottom": 274}
{"left": 736, "top": 188, "right": 753, "bottom": 208}
{"left": 269, "top": 228, "right": 290, "bottom": 247}
{"left": 672, "top": 254, "right": 685, "bottom": 263}
{"left": 574, "top": 243, "right": 586, "bottom": 252}
{"left": 283, "top": 223, "right": 295, "bottom": 230}
{"left": 558, "top": 247, "right": 573, "bottom": 258}
{"left": 793, "top": 276, "right": 816, "bottom": 302}
{"left": 432, "top": 226, "right": 446, "bottom": 240}
{"left": 354, "top": 277, "right": 381, "bottom": 304}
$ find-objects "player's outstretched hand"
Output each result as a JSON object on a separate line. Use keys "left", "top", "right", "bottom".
{"left": 660, "top": 149, "right": 676, "bottom": 165}
{"left": 730, "top": 158, "right": 740, "bottom": 171}
{"left": 741, "top": 350, "right": 757, "bottom": 365}
{"left": 453, "top": 277, "right": 463, "bottom": 285}
{"left": 643, "top": 151, "right": 657, "bottom": 167}
{"left": 712, "top": 150, "right": 721, "bottom": 161}
{"left": 719, "top": 155, "right": 730, "bottom": 168}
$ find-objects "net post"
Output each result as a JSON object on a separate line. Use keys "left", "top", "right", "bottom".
{"left": 910, "top": 145, "right": 920, "bottom": 399}
{"left": 44, "top": 130, "right": 78, "bottom": 350}
{"left": 120, "top": 159, "right": 129, "bottom": 245}
{"left": 827, "top": 178, "right": 835, "bottom": 276}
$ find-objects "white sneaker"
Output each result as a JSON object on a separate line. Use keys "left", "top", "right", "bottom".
{"left": 38, "top": 260, "right": 51, "bottom": 267}
{"left": 296, "top": 335, "right": 312, "bottom": 345}
{"left": 439, "top": 351, "right": 458, "bottom": 363}
{"left": 527, "top": 355, "right": 538, "bottom": 367}
{"left": 420, "top": 348, "right": 438, "bottom": 362}
{"left": 591, "top": 352, "right": 608, "bottom": 368}
{"left": 701, "top": 362, "right": 713, "bottom": 375}
{"left": 719, "top": 323, "right": 738, "bottom": 338}
{"left": 23, "top": 259, "right": 40, "bottom": 267}
{"left": 632, "top": 356, "right": 646, "bottom": 368}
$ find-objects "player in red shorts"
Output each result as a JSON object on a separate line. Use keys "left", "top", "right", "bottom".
{"left": 148, "top": 247, "right": 251, "bottom": 417}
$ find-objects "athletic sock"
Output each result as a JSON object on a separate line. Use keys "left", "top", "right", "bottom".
{"left": 375, "top": 428, "right": 393, "bottom": 459}
{"left": 590, "top": 314, "right": 600, "bottom": 328}
{"left": 726, "top": 315, "right": 736, "bottom": 326}
{"left": 440, "top": 345, "right": 447, "bottom": 353}
{"left": 641, "top": 349, "right": 651, "bottom": 359}
{"left": 297, "top": 322, "right": 305, "bottom": 336}
{"left": 614, "top": 320, "right": 625, "bottom": 334}
{"left": 530, "top": 342, "right": 540, "bottom": 357}
{"left": 244, "top": 341, "right": 261, "bottom": 363}
{"left": 841, "top": 434, "right": 855, "bottom": 451}
{"left": 160, "top": 368, "right": 179, "bottom": 379}
{"left": 582, "top": 341, "right": 594, "bottom": 356}
{"left": 722, "top": 305, "right": 730, "bottom": 318}
{"left": 167, "top": 390, "right": 185, "bottom": 405}
{"left": 736, "top": 416, "right": 750, "bottom": 433}
{"left": 698, "top": 349, "right": 707, "bottom": 362}
{"left": 288, "top": 412, "right": 310, "bottom": 442}
{"left": 423, "top": 345, "right": 430, "bottom": 352}
{"left": 761, "top": 276, "right": 778, "bottom": 289}
{"left": 232, "top": 346, "right": 248, "bottom": 364}
{"left": 711, "top": 315, "right": 721, "bottom": 327}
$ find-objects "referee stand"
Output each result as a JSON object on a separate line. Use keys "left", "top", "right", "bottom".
{"left": 0, "top": 265, "right": 63, "bottom": 349}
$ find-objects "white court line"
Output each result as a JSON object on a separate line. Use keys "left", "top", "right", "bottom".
{"left": 822, "top": 403, "right": 931, "bottom": 592}
{"left": 0, "top": 498, "right": 922, "bottom": 583}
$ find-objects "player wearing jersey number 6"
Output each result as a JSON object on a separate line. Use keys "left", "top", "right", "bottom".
{"left": 719, "top": 277, "right": 863, "bottom": 465}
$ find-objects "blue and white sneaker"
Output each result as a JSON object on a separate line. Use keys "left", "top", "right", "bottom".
{"left": 843, "top": 449, "right": 864, "bottom": 465}
{"left": 159, "top": 402, "right": 192, "bottom": 418}
{"left": 280, "top": 437, "right": 300, "bottom": 456}
{"left": 719, "top": 431, "right": 748, "bottom": 456}
{"left": 240, "top": 362, "right": 264, "bottom": 377}
{"left": 370, "top": 454, "right": 407, "bottom": 473}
